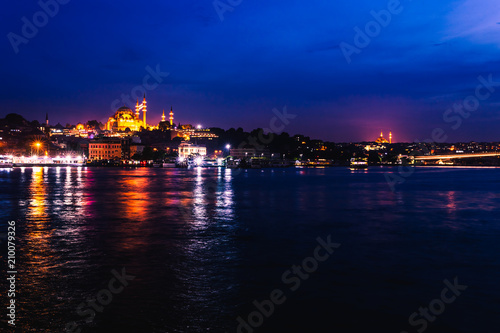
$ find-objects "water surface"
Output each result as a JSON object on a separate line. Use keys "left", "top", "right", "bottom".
{"left": 1, "top": 166, "right": 499, "bottom": 332}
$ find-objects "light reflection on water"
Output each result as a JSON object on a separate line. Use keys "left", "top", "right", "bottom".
{"left": 0, "top": 166, "right": 499, "bottom": 332}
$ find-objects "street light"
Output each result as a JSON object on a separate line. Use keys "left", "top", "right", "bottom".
{"left": 32, "top": 141, "right": 42, "bottom": 156}
{"left": 225, "top": 144, "right": 231, "bottom": 157}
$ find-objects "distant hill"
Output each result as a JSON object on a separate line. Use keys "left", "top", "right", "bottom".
{"left": 0, "top": 113, "right": 44, "bottom": 135}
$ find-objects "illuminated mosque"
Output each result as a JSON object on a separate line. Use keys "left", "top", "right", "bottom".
{"left": 375, "top": 131, "right": 392, "bottom": 144}
{"left": 105, "top": 94, "right": 180, "bottom": 133}
{"left": 158, "top": 106, "right": 175, "bottom": 131}
{"left": 105, "top": 94, "right": 155, "bottom": 132}
{"left": 102, "top": 95, "right": 217, "bottom": 142}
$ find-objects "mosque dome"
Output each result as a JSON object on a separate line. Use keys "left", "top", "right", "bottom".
{"left": 104, "top": 96, "right": 150, "bottom": 132}
{"left": 105, "top": 106, "right": 143, "bottom": 132}
{"left": 117, "top": 106, "right": 133, "bottom": 113}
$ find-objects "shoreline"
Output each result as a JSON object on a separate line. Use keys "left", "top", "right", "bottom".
{"left": 3, "top": 164, "right": 500, "bottom": 170}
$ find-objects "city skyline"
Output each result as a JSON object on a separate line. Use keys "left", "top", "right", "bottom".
{"left": 2, "top": 1, "right": 500, "bottom": 142}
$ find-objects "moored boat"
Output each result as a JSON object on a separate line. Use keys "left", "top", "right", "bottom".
{"left": 226, "top": 159, "right": 240, "bottom": 168}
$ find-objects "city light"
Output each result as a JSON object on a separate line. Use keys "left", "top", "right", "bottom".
{"left": 31, "top": 140, "right": 43, "bottom": 156}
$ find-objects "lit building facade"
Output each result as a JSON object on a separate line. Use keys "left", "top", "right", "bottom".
{"left": 180, "top": 128, "right": 218, "bottom": 141}
{"left": 178, "top": 142, "right": 207, "bottom": 158}
{"left": 89, "top": 140, "right": 122, "bottom": 160}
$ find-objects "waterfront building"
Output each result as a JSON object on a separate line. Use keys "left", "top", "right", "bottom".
{"left": 89, "top": 139, "right": 122, "bottom": 160}
{"left": 178, "top": 142, "right": 207, "bottom": 158}
{"left": 116, "top": 136, "right": 146, "bottom": 160}
{"left": 129, "top": 144, "right": 145, "bottom": 158}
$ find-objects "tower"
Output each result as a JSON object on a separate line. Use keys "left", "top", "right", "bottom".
{"left": 45, "top": 113, "right": 49, "bottom": 126}
{"left": 142, "top": 94, "right": 147, "bottom": 127}
{"left": 135, "top": 100, "right": 140, "bottom": 118}
{"left": 161, "top": 109, "right": 166, "bottom": 122}
{"left": 389, "top": 132, "right": 392, "bottom": 144}
{"left": 169, "top": 106, "right": 174, "bottom": 126}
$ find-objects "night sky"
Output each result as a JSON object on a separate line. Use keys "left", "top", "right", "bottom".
{"left": 1, "top": 0, "right": 500, "bottom": 142}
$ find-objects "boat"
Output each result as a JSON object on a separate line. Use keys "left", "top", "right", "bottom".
{"left": 13, "top": 155, "right": 86, "bottom": 167}
{"left": 162, "top": 162, "right": 176, "bottom": 168}
{"left": 0, "top": 155, "right": 13, "bottom": 168}
{"left": 350, "top": 157, "right": 368, "bottom": 170}
{"left": 226, "top": 159, "right": 240, "bottom": 168}
{"left": 200, "top": 157, "right": 224, "bottom": 167}
{"left": 161, "top": 157, "right": 177, "bottom": 168}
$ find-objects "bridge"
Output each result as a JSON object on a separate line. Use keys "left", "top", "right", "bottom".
{"left": 412, "top": 152, "right": 500, "bottom": 161}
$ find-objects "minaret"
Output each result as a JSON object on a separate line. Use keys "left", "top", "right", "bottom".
{"left": 142, "top": 94, "right": 147, "bottom": 128}
{"left": 161, "top": 109, "right": 166, "bottom": 122}
{"left": 169, "top": 106, "right": 174, "bottom": 126}
{"left": 135, "top": 99, "right": 140, "bottom": 118}
{"left": 45, "top": 113, "right": 49, "bottom": 126}
{"left": 389, "top": 132, "right": 392, "bottom": 144}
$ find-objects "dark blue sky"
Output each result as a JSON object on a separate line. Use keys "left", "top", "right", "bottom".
{"left": 1, "top": 0, "right": 500, "bottom": 142}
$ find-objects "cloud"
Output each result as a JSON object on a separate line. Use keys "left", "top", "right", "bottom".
{"left": 445, "top": 0, "right": 500, "bottom": 44}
